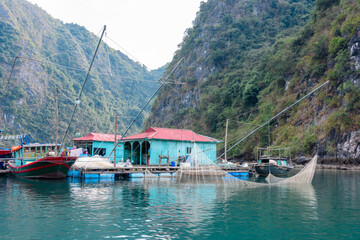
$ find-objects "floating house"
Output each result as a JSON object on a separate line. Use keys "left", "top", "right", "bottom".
{"left": 121, "top": 127, "right": 219, "bottom": 165}
{"left": 73, "top": 133, "right": 123, "bottom": 161}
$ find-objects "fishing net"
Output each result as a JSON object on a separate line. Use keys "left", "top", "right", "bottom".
{"left": 265, "top": 155, "right": 318, "bottom": 185}
{"left": 175, "top": 143, "right": 259, "bottom": 186}
{"left": 175, "top": 143, "right": 317, "bottom": 186}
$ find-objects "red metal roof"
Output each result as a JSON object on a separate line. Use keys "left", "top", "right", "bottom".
{"left": 73, "top": 133, "right": 122, "bottom": 142}
{"left": 122, "top": 127, "right": 218, "bottom": 142}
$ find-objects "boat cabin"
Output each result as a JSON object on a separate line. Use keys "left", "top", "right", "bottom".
{"left": 255, "top": 147, "right": 293, "bottom": 176}
{"left": 11, "top": 143, "right": 58, "bottom": 165}
{"left": 257, "top": 157, "right": 290, "bottom": 166}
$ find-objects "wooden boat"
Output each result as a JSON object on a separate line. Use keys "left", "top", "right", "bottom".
{"left": 7, "top": 143, "right": 76, "bottom": 178}
{"left": 255, "top": 147, "right": 293, "bottom": 177}
{"left": 5, "top": 26, "right": 107, "bottom": 179}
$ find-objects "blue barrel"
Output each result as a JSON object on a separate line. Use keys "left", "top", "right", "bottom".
{"left": 84, "top": 173, "right": 99, "bottom": 179}
{"left": 170, "top": 161, "right": 176, "bottom": 167}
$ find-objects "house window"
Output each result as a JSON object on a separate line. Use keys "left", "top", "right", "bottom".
{"left": 94, "top": 148, "right": 106, "bottom": 156}
{"left": 186, "top": 147, "right": 192, "bottom": 154}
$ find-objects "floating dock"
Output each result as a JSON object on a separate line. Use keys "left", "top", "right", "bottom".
{"left": 68, "top": 165, "right": 251, "bottom": 181}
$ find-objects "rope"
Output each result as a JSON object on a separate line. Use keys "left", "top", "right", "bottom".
{"left": 106, "top": 35, "right": 142, "bottom": 65}
{"left": 107, "top": 57, "right": 185, "bottom": 157}
{"left": 59, "top": 25, "right": 107, "bottom": 154}
{"left": 4, "top": 55, "right": 186, "bottom": 86}
{"left": 219, "top": 81, "right": 330, "bottom": 159}
{"left": 0, "top": 56, "right": 19, "bottom": 105}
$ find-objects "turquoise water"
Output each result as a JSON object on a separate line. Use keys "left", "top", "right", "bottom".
{"left": 0, "top": 170, "right": 359, "bottom": 239}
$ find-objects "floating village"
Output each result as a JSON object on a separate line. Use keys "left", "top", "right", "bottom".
{"left": 1, "top": 1, "right": 360, "bottom": 239}
{"left": 0, "top": 25, "right": 327, "bottom": 185}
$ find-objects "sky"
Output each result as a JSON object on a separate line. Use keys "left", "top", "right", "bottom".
{"left": 27, "top": 0, "right": 204, "bottom": 70}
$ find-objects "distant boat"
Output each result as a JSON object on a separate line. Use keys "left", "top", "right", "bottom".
{"left": 0, "top": 148, "right": 11, "bottom": 170}
{"left": 255, "top": 147, "right": 293, "bottom": 177}
{"left": 0, "top": 148, "right": 11, "bottom": 158}
{"left": 7, "top": 143, "right": 76, "bottom": 178}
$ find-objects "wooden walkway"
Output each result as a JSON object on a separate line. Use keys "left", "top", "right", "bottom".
{"left": 77, "top": 166, "right": 180, "bottom": 175}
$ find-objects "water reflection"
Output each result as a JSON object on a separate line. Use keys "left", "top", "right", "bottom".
{"left": 1, "top": 170, "right": 360, "bottom": 239}
{"left": 276, "top": 183, "right": 318, "bottom": 220}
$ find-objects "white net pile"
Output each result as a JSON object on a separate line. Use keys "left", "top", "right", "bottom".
{"left": 73, "top": 156, "right": 114, "bottom": 169}
{"left": 73, "top": 156, "right": 133, "bottom": 169}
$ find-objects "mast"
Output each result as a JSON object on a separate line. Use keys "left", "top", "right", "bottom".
{"left": 107, "top": 57, "right": 184, "bottom": 158}
{"left": 55, "top": 88, "right": 59, "bottom": 155}
{"left": 59, "top": 25, "right": 106, "bottom": 155}
{"left": 114, "top": 115, "right": 117, "bottom": 167}
{"left": 224, "top": 119, "right": 229, "bottom": 163}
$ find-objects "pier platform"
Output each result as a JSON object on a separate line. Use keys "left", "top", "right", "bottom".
{"left": 68, "top": 165, "right": 251, "bottom": 180}
{"left": 0, "top": 169, "right": 10, "bottom": 176}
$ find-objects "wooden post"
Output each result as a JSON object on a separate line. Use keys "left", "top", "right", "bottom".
{"left": 114, "top": 115, "right": 117, "bottom": 167}
{"left": 55, "top": 88, "right": 59, "bottom": 155}
{"left": 167, "top": 151, "right": 169, "bottom": 166}
{"left": 224, "top": 119, "right": 229, "bottom": 163}
{"left": 268, "top": 123, "right": 271, "bottom": 147}
{"left": 139, "top": 142, "right": 143, "bottom": 165}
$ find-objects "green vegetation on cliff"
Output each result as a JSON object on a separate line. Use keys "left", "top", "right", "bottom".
{"left": 149, "top": 0, "right": 360, "bottom": 160}
{"left": 0, "top": 0, "right": 162, "bottom": 144}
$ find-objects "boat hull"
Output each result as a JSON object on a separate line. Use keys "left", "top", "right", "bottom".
{"left": 7, "top": 156, "right": 77, "bottom": 178}
{"left": 0, "top": 149, "right": 12, "bottom": 158}
{"left": 255, "top": 165, "right": 292, "bottom": 177}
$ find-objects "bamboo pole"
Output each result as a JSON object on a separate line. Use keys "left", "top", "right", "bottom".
{"left": 224, "top": 119, "right": 229, "bottom": 163}
{"left": 55, "top": 88, "right": 59, "bottom": 155}
{"left": 114, "top": 115, "right": 117, "bottom": 167}
{"left": 59, "top": 25, "right": 106, "bottom": 155}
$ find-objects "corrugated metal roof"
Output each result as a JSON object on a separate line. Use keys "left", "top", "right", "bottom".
{"left": 122, "top": 127, "right": 218, "bottom": 142}
{"left": 73, "top": 133, "right": 122, "bottom": 142}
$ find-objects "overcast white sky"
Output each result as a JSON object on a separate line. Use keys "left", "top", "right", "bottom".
{"left": 27, "top": 0, "right": 204, "bottom": 70}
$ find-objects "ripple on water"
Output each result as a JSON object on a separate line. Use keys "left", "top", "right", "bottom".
{"left": 0, "top": 171, "right": 360, "bottom": 239}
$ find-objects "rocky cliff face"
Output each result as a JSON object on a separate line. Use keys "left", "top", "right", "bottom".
{"left": 150, "top": 0, "right": 315, "bottom": 128}
{"left": 350, "top": 27, "right": 360, "bottom": 70}
{"left": 149, "top": 0, "right": 360, "bottom": 162}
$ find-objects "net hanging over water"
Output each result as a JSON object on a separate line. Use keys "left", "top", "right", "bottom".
{"left": 171, "top": 143, "right": 318, "bottom": 186}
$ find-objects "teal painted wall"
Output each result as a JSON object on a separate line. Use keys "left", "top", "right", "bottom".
{"left": 148, "top": 140, "right": 217, "bottom": 165}
{"left": 119, "top": 139, "right": 217, "bottom": 165}
{"left": 92, "top": 141, "right": 124, "bottom": 163}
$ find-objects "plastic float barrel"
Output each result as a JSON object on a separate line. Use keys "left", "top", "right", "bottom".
{"left": 129, "top": 173, "right": 144, "bottom": 178}
{"left": 99, "top": 174, "right": 115, "bottom": 179}
{"left": 228, "top": 172, "right": 249, "bottom": 176}
{"left": 67, "top": 170, "right": 81, "bottom": 178}
{"left": 84, "top": 173, "right": 100, "bottom": 179}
